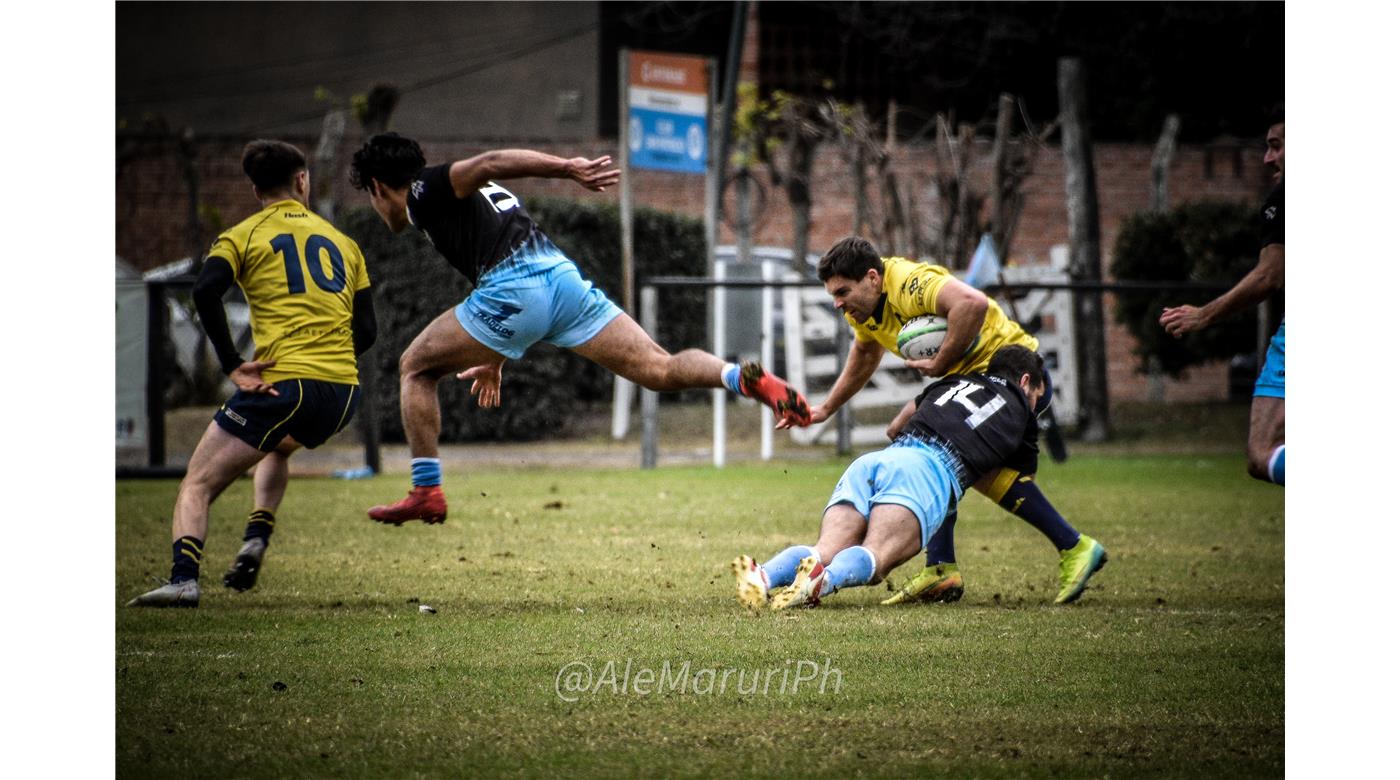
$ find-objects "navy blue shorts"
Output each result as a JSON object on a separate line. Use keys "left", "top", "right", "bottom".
{"left": 214, "top": 379, "right": 360, "bottom": 452}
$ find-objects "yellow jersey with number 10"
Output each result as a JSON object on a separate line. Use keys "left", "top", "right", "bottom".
{"left": 206, "top": 199, "right": 370, "bottom": 385}
{"left": 845, "top": 256, "right": 1037, "bottom": 375}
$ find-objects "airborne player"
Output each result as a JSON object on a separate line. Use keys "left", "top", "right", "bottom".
{"left": 348, "top": 134, "right": 809, "bottom": 526}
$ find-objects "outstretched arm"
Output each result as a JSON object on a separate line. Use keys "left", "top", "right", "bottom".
{"left": 778, "top": 337, "right": 886, "bottom": 429}
{"left": 448, "top": 150, "right": 620, "bottom": 198}
{"left": 1161, "top": 244, "right": 1283, "bottom": 337}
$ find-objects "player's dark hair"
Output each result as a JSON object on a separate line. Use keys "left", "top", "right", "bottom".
{"left": 1268, "top": 103, "right": 1284, "bottom": 128}
{"left": 987, "top": 345, "right": 1045, "bottom": 391}
{"left": 818, "top": 237, "right": 884, "bottom": 282}
{"left": 349, "top": 132, "right": 427, "bottom": 191}
{"left": 241, "top": 140, "right": 307, "bottom": 193}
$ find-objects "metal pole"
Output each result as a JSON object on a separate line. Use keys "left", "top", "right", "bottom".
{"left": 640, "top": 285, "right": 659, "bottom": 469}
{"left": 712, "top": 263, "right": 727, "bottom": 468}
{"left": 834, "top": 308, "right": 852, "bottom": 456}
{"left": 145, "top": 282, "right": 167, "bottom": 468}
{"left": 612, "top": 48, "right": 636, "bottom": 440}
{"left": 619, "top": 48, "right": 635, "bottom": 315}
{"left": 760, "top": 261, "right": 774, "bottom": 460}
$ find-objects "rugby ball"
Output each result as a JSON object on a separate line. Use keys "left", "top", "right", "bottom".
{"left": 897, "top": 315, "right": 953, "bottom": 360}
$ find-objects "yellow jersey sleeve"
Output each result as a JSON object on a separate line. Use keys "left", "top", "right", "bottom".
{"left": 207, "top": 230, "right": 245, "bottom": 272}
{"left": 350, "top": 242, "right": 371, "bottom": 293}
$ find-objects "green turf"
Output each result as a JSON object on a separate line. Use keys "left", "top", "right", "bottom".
{"left": 117, "top": 454, "right": 1282, "bottom": 778}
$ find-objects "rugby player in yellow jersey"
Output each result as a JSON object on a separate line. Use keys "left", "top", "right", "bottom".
{"left": 127, "top": 140, "right": 377, "bottom": 608}
{"left": 779, "top": 237, "right": 1106, "bottom": 605}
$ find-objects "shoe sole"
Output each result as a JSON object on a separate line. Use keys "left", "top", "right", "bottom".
{"left": 127, "top": 597, "right": 199, "bottom": 608}
{"left": 739, "top": 362, "right": 811, "bottom": 426}
{"left": 369, "top": 512, "right": 447, "bottom": 526}
{"left": 920, "top": 582, "right": 965, "bottom": 603}
{"left": 730, "top": 556, "right": 768, "bottom": 611}
{"left": 770, "top": 557, "right": 822, "bottom": 610}
{"left": 223, "top": 554, "right": 262, "bottom": 593}
{"left": 880, "top": 578, "right": 964, "bottom": 606}
{"left": 1056, "top": 546, "right": 1108, "bottom": 605}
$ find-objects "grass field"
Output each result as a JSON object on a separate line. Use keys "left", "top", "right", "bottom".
{"left": 116, "top": 452, "right": 1283, "bottom": 778}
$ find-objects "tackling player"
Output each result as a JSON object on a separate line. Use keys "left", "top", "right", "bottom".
{"left": 348, "top": 134, "right": 809, "bottom": 525}
{"left": 1160, "top": 107, "right": 1285, "bottom": 486}
{"left": 733, "top": 346, "right": 1107, "bottom": 609}
{"left": 779, "top": 237, "right": 1105, "bottom": 605}
{"left": 128, "top": 140, "right": 377, "bottom": 607}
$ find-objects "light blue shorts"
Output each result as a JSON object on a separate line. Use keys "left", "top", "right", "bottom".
{"left": 454, "top": 233, "right": 623, "bottom": 359}
{"left": 825, "top": 438, "right": 965, "bottom": 548}
{"left": 1254, "top": 320, "right": 1285, "bottom": 399}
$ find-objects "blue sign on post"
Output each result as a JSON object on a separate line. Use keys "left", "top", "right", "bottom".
{"left": 627, "top": 51, "right": 709, "bottom": 175}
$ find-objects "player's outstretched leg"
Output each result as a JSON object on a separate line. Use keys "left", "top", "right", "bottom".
{"left": 571, "top": 314, "right": 811, "bottom": 427}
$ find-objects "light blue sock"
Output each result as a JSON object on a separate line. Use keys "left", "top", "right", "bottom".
{"left": 411, "top": 457, "right": 442, "bottom": 487}
{"left": 761, "top": 545, "right": 818, "bottom": 588}
{"left": 821, "top": 546, "right": 877, "bottom": 597}
{"left": 721, "top": 363, "right": 743, "bottom": 395}
{"left": 1268, "top": 445, "right": 1285, "bottom": 486}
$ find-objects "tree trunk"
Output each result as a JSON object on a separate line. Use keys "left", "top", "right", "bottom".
{"left": 1151, "top": 114, "right": 1181, "bottom": 213}
{"left": 786, "top": 131, "right": 815, "bottom": 273}
{"left": 1057, "top": 58, "right": 1111, "bottom": 442}
{"left": 354, "top": 83, "right": 400, "bottom": 474}
{"left": 314, "top": 108, "right": 347, "bottom": 222}
{"left": 989, "top": 93, "right": 1015, "bottom": 256}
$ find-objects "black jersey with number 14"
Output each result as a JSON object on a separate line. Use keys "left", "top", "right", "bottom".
{"left": 405, "top": 163, "right": 538, "bottom": 286}
{"left": 900, "top": 372, "right": 1039, "bottom": 488}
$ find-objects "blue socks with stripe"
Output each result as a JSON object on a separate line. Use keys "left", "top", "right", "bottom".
{"left": 171, "top": 536, "right": 204, "bottom": 584}
{"left": 721, "top": 363, "right": 743, "bottom": 395}
{"left": 925, "top": 509, "right": 958, "bottom": 566}
{"left": 761, "top": 545, "right": 818, "bottom": 588}
{"left": 1267, "top": 445, "right": 1285, "bottom": 486}
{"left": 1001, "top": 478, "right": 1081, "bottom": 552}
{"left": 821, "top": 546, "right": 877, "bottom": 597}
{"left": 411, "top": 458, "right": 442, "bottom": 488}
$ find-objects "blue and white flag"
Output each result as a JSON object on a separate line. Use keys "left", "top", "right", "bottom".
{"left": 963, "top": 234, "right": 1002, "bottom": 290}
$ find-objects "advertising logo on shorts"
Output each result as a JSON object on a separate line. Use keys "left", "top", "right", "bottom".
{"left": 627, "top": 51, "right": 709, "bottom": 175}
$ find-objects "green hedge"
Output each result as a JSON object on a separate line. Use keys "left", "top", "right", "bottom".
{"left": 339, "top": 197, "right": 707, "bottom": 442}
{"left": 1109, "top": 201, "right": 1264, "bottom": 377}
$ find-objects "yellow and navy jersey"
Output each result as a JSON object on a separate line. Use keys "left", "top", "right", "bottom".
{"left": 206, "top": 199, "right": 370, "bottom": 385}
{"left": 846, "top": 256, "right": 1038, "bottom": 375}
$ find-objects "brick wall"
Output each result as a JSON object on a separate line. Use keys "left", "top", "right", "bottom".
{"left": 116, "top": 134, "right": 1270, "bottom": 403}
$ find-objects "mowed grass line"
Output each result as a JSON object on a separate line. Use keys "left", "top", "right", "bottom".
{"left": 117, "top": 455, "right": 1282, "bottom": 778}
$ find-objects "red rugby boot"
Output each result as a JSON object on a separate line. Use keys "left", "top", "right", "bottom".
{"left": 368, "top": 485, "right": 448, "bottom": 525}
{"left": 738, "top": 360, "right": 812, "bottom": 427}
